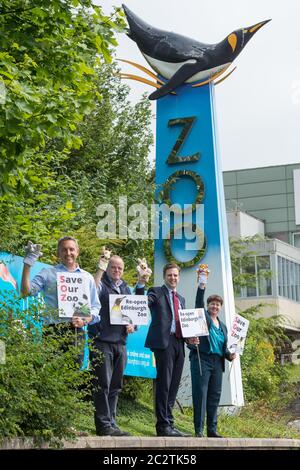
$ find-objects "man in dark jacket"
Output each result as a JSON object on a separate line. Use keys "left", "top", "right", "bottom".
{"left": 136, "top": 262, "right": 197, "bottom": 437}
{"left": 88, "top": 251, "right": 135, "bottom": 436}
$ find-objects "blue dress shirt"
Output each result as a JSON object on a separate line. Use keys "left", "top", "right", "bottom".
{"left": 30, "top": 263, "right": 101, "bottom": 325}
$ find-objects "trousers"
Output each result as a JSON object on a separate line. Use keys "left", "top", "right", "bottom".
{"left": 154, "top": 334, "right": 185, "bottom": 431}
{"left": 91, "top": 341, "right": 127, "bottom": 431}
{"left": 190, "top": 351, "right": 223, "bottom": 434}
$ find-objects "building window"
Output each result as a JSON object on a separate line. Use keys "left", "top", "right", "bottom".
{"left": 293, "top": 233, "right": 300, "bottom": 249}
{"left": 296, "top": 262, "right": 300, "bottom": 302}
{"left": 244, "top": 257, "right": 256, "bottom": 297}
{"left": 277, "top": 256, "right": 300, "bottom": 302}
{"left": 278, "top": 256, "right": 283, "bottom": 297}
{"left": 257, "top": 256, "right": 272, "bottom": 296}
{"left": 238, "top": 255, "right": 272, "bottom": 298}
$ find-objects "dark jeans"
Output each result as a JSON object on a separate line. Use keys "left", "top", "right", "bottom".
{"left": 90, "top": 341, "right": 127, "bottom": 431}
{"left": 154, "top": 335, "right": 185, "bottom": 431}
{"left": 190, "top": 351, "right": 223, "bottom": 435}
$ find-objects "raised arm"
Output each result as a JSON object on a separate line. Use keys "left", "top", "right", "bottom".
{"left": 134, "top": 257, "right": 152, "bottom": 296}
{"left": 94, "top": 246, "right": 111, "bottom": 288}
{"left": 21, "top": 264, "right": 31, "bottom": 297}
{"left": 20, "top": 242, "right": 43, "bottom": 297}
{"left": 195, "top": 264, "right": 210, "bottom": 308}
{"left": 195, "top": 285, "right": 205, "bottom": 309}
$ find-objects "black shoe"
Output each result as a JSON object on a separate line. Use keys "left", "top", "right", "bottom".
{"left": 195, "top": 432, "right": 204, "bottom": 437}
{"left": 112, "top": 426, "right": 131, "bottom": 436}
{"left": 96, "top": 426, "right": 114, "bottom": 436}
{"left": 96, "top": 426, "right": 129, "bottom": 436}
{"left": 172, "top": 427, "right": 192, "bottom": 437}
{"left": 207, "top": 431, "right": 224, "bottom": 438}
{"left": 156, "top": 426, "right": 182, "bottom": 437}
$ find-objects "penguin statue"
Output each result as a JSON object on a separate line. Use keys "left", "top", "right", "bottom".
{"left": 122, "top": 4, "right": 270, "bottom": 100}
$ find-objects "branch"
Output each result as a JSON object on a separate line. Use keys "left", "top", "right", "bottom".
{"left": 0, "top": 7, "right": 35, "bottom": 16}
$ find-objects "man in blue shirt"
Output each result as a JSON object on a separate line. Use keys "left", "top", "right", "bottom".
{"left": 21, "top": 236, "right": 100, "bottom": 329}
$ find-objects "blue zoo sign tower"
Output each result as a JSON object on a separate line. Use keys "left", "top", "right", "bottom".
{"left": 122, "top": 4, "right": 270, "bottom": 405}
{"left": 154, "top": 83, "right": 243, "bottom": 406}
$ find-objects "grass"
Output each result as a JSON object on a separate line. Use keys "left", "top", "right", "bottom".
{"left": 286, "top": 362, "right": 300, "bottom": 383}
{"left": 74, "top": 395, "right": 300, "bottom": 439}
{"left": 218, "top": 403, "right": 299, "bottom": 438}
{"left": 73, "top": 364, "right": 300, "bottom": 438}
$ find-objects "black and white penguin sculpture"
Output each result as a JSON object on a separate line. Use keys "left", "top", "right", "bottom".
{"left": 123, "top": 4, "right": 270, "bottom": 100}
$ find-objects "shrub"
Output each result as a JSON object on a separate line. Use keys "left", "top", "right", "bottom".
{"left": 240, "top": 304, "right": 290, "bottom": 403}
{"left": 121, "top": 376, "right": 153, "bottom": 402}
{"left": 0, "top": 295, "right": 92, "bottom": 445}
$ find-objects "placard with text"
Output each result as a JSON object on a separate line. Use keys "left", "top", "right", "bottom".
{"left": 178, "top": 308, "right": 209, "bottom": 338}
{"left": 57, "top": 272, "right": 91, "bottom": 318}
{"left": 109, "top": 294, "right": 149, "bottom": 325}
{"left": 227, "top": 314, "right": 249, "bottom": 355}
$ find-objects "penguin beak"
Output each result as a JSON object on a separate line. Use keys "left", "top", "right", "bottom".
{"left": 244, "top": 19, "right": 271, "bottom": 36}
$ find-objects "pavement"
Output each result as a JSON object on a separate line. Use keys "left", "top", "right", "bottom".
{"left": 1, "top": 436, "right": 300, "bottom": 450}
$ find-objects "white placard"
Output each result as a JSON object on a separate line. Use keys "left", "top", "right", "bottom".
{"left": 178, "top": 308, "right": 209, "bottom": 338}
{"left": 227, "top": 314, "right": 249, "bottom": 355}
{"left": 109, "top": 294, "right": 149, "bottom": 325}
{"left": 57, "top": 272, "right": 91, "bottom": 318}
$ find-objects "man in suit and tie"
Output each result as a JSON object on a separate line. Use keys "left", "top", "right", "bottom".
{"left": 136, "top": 262, "right": 196, "bottom": 437}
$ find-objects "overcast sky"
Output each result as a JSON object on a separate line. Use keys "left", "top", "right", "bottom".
{"left": 99, "top": 0, "right": 300, "bottom": 171}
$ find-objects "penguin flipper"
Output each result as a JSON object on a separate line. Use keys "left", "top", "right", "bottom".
{"left": 149, "top": 61, "right": 203, "bottom": 100}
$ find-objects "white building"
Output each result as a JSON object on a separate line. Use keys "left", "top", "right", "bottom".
{"left": 224, "top": 164, "right": 300, "bottom": 343}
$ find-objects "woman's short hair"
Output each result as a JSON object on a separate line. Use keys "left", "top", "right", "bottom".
{"left": 207, "top": 294, "right": 223, "bottom": 306}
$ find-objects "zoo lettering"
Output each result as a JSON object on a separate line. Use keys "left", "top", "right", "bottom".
{"left": 163, "top": 116, "right": 206, "bottom": 268}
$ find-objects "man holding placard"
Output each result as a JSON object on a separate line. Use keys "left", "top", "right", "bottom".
{"left": 136, "top": 262, "right": 198, "bottom": 437}
{"left": 21, "top": 237, "right": 100, "bottom": 326}
{"left": 20, "top": 237, "right": 101, "bottom": 360}
{"left": 88, "top": 250, "right": 150, "bottom": 437}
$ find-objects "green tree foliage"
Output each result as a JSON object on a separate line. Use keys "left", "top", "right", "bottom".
{"left": 0, "top": 0, "right": 125, "bottom": 196}
{"left": 0, "top": 61, "right": 154, "bottom": 271}
{"left": 0, "top": 295, "right": 93, "bottom": 444}
{"left": 237, "top": 304, "right": 288, "bottom": 402}
{"left": 65, "top": 63, "right": 154, "bottom": 274}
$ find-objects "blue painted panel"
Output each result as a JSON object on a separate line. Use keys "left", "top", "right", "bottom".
{"left": 0, "top": 252, "right": 154, "bottom": 378}
{"left": 153, "top": 83, "right": 244, "bottom": 405}
{"left": 125, "top": 325, "right": 156, "bottom": 378}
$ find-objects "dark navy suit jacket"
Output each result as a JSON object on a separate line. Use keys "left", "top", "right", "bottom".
{"left": 136, "top": 285, "right": 185, "bottom": 350}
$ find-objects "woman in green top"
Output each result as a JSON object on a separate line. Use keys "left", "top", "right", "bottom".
{"left": 188, "top": 267, "right": 236, "bottom": 437}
